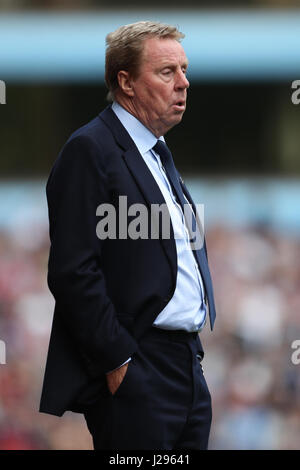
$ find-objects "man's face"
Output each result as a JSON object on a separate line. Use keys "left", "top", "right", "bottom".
{"left": 129, "top": 37, "right": 190, "bottom": 137}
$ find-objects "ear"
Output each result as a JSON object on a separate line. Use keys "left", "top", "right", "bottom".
{"left": 117, "top": 70, "right": 135, "bottom": 97}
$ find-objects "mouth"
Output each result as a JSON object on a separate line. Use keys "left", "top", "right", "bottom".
{"left": 173, "top": 100, "right": 186, "bottom": 111}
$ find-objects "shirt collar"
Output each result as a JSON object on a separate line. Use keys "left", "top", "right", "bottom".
{"left": 111, "top": 101, "right": 164, "bottom": 155}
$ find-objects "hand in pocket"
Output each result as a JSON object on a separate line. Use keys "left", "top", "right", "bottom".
{"left": 106, "top": 362, "right": 129, "bottom": 395}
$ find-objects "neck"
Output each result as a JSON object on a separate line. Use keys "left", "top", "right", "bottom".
{"left": 114, "top": 96, "right": 165, "bottom": 138}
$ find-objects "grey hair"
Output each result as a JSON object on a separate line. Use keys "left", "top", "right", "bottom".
{"left": 105, "top": 21, "right": 184, "bottom": 101}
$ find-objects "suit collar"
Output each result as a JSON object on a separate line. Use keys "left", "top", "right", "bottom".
{"left": 98, "top": 106, "right": 164, "bottom": 206}
{"left": 98, "top": 105, "right": 167, "bottom": 211}
{"left": 111, "top": 101, "right": 161, "bottom": 156}
{"left": 98, "top": 104, "right": 136, "bottom": 151}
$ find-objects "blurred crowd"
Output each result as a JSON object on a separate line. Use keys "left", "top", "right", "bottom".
{"left": 203, "top": 224, "right": 300, "bottom": 449}
{"left": 0, "top": 209, "right": 299, "bottom": 449}
{"left": 0, "top": 219, "right": 93, "bottom": 449}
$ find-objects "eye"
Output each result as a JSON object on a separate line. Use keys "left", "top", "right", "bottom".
{"left": 161, "top": 68, "right": 172, "bottom": 75}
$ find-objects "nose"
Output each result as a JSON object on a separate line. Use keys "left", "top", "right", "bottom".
{"left": 175, "top": 69, "right": 190, "bottom": 90}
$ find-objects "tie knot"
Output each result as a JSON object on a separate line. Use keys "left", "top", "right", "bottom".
{"left": 153, "top": 139, "right": 165, "bottom": 152}
{"left": 153, "top": 140, "right": 171, "bottom": 165}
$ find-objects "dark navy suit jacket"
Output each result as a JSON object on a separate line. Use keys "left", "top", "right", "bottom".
{"left": 39, "top": 105, "right": 206, "bottom": 416}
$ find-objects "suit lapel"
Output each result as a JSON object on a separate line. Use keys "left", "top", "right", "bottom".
{"left": 179, "top": 176, "right": 216, "bottom": 328}
{"left": 99, "top": 106, "right": 177, "bottom": 284}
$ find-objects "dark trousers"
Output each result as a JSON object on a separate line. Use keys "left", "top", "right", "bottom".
{"left": 83, "top": 327, "right": 212, "bottom": 450}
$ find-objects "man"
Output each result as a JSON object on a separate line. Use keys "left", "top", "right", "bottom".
{"left": 40, "top": 21, "right": 216, "bottom": 450}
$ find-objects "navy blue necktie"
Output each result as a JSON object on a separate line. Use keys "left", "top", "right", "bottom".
{"left": 153, "top": 140, "right": 216, "bottom": 330}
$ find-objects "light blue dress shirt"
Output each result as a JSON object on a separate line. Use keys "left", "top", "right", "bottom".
{"left": 112, "top": 101, "right": 207, "bottom": 334}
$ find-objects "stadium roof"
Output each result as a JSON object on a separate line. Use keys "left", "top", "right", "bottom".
{"left": 1, "top": 9, "right": 300, "bottom": 82}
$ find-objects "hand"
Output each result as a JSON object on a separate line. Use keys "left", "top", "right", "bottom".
{"left": 106, "top": 362, "right": 129, "bottom": 395}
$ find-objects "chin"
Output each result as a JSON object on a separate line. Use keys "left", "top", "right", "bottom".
{"left": 163, "top": 113, "right": 184, "bottom": 133}
{"left": 171, "top": 114, "right": 184, "bottom": 125}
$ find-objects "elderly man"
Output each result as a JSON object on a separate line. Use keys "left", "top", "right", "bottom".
{"left": 40, "top": 21, "right": 216, "bottom": 450}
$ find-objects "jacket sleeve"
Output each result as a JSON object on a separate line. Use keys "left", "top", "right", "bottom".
{"left": 46, "top": 134, "right": 138, "bottom": 376}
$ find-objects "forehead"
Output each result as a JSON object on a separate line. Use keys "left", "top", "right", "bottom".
{"left": 141, "top": 37, "right": 188, "bottom": 67}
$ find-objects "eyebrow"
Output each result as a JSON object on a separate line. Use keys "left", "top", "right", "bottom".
{"left": 160, "top": 61, "right": 189, "bottom": 69}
